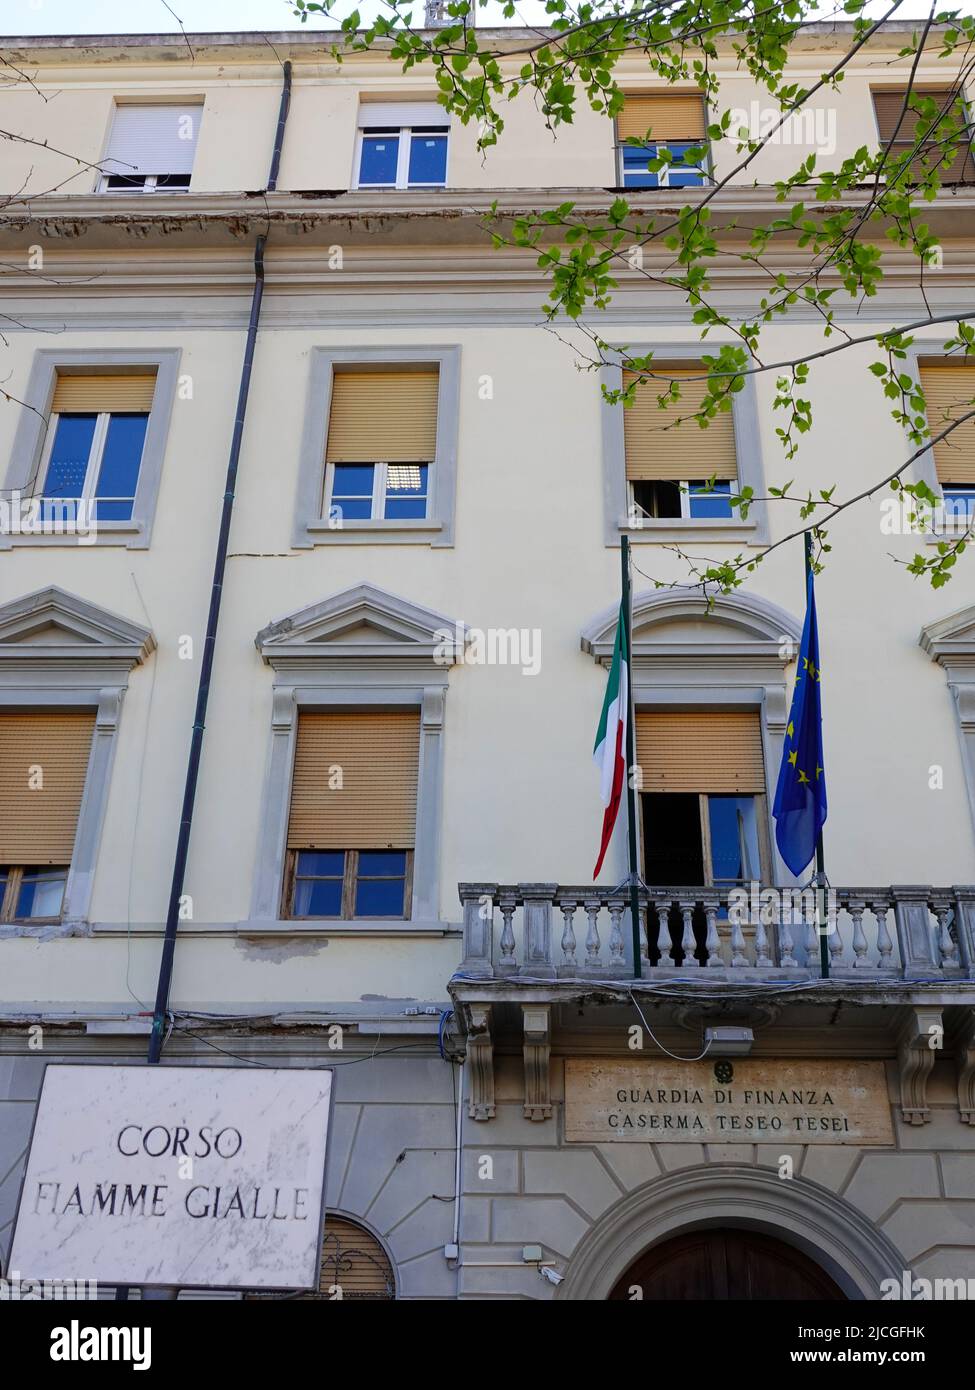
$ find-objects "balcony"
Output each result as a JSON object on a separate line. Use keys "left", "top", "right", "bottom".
{"left": 450, "top": 882, "right": 975, "bottom": 1125}
{"left": 454, "top": 881, "right": 975, "bottom": 986}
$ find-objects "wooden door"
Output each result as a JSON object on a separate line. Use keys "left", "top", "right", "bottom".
{"left": 609, "top": 1228, "right": 846, "bottom": 1300}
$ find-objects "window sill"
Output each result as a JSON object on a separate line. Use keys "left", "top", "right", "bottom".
{"left": 300, "top": 518, "right": 447, "bottom": 547}
{"left": 236, "top": 918, "right": 460, "bottom": 938}
{"left": 0, "top": 520, "right": 145, "bottom": 550}
{"left": 614, "top": 517, "right": 762, "bottom": 546}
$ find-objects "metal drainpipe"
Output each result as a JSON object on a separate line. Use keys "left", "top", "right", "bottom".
{"left": 145, "top": 58, "right": 292, "bottom": 1068}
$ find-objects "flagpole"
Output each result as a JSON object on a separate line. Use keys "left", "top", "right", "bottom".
{"left": 621, "top": 535, "right": 643, "bottom": 979}
{"left": 805, "top": 532, "right": 829, "bottom": 981}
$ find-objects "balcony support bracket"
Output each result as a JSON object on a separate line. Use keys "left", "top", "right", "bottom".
{"left": 897, "top": 1006, "right": 943, "bottom": 1125}
{"left": 954, "top": 1008, "right": 975, "bottom": 1125}
{"left": 466, "top": 1003, "right": 495, "bottom": 1121}
{"left": 523, "top": 1003, "right": 552, "bottom": 1122}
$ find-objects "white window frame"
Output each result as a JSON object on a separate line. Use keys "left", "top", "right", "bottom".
{"left": 616, "top": 139, "right": 710, "bottom": 188}
{"left": 96, "top": 172, "right": 192, "bottom": 194}
{"left": 354, "top": 126, "right": 449, "bottom": 190}
{"left": 628, "top": 477, "right": 734, "bottom": 521}
{"left": 324, "top": 459, "right": 430, "bottom": 523}
{"left": 38, "top": 408, "right": 147, "bottom": 520}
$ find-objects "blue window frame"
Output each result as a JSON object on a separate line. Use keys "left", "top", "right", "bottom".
{"left": 41, "top": 410, "right": 149, "bottom": 523}
{"left": 621, "top": 141, "right": 707, "bottom": 188}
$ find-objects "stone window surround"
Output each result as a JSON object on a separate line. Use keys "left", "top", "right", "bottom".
{"left": 2, "top": 348, "right": 182, "bottom": 550}
{"left": 920, "top": 604, "right": 975, "bottom": 836}
{"left": 247, "top": 585, "right": 464, "bottom": 935}
{"left": 0, "top": 587, "right": 155, "bottom": 932}
{"left": 292, "top": 346, "right": 461, "bottom": 549}
{"left": 902, "top": 345, "right": 974, "bottom": 546}
{"left": 581, "top": 587, "right": 802, "bottom": 884}
{"left": 600, "top": 342, "right": 769, "bottom": 547}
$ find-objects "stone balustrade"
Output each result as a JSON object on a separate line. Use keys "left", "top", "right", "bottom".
{"left": 456, "top": 881, "right": 975, "bottom": 981}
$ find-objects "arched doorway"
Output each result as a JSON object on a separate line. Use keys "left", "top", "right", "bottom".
{"left": 558, "top": 1165, "right": 906, "bottom": 1301}
{"left": 610, "top": 1228, "right": 846, "bottom": 1300}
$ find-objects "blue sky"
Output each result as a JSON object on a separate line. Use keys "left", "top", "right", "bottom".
{"left": 4, "top": 0, "right": 971, "bottom": 36}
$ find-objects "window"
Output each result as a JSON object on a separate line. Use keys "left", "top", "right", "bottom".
{"left": 0, "top": 712, "right": 96, "bottom": 925}
{"left": 38, "top": 373, "right": 155, "bottom": 524}
{"left": 616, "top": 93, "right": 709, "bottom": 187}
{"left": 247, "top": 1216, "right": 395, "bottom": 1300}
{"left": 624, "top": 367, "right": 737, "bottom": 521}
{"left": 283, "top": 711, "right": 420, "bottom": 921}
{"left": 872, "top": 88, "right": 975, "bottom": 185}
{"left": 636, "top": 710, "right": 770, "bottom": 963}
{"left": 356, "top": 104, "right": 448, "bottom": 188}
{"left": 99, "top": 103, "right": 202, "bottom": 192}
{"left": 636, "top": 711, "right": 769, "bottom": 887}
{"left": 0, "top": 867, "right": 69, "bottom": 922}
{"left": 919, "top": 362, "right": 975, "bottom": 530}
{"left": 323, "top": 369, "right": 438, "bottom": 524}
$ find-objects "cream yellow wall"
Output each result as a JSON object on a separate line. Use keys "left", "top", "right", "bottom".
{"left": 0, "top": 307, "right": 973, "bottom": 1008}
{"left": 1, "top": 33, "right": 974, "bottom": 1011}
{"left": 0, "top": 45, "right": 970, "bottom": 195}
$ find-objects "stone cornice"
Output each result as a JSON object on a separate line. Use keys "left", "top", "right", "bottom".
{"left": 3, "top": 186, "right": 975, "bottom": 256}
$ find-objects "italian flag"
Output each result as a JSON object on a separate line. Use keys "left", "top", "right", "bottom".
{"left": 592, "top": 601, "right": 628, "bottom": 879}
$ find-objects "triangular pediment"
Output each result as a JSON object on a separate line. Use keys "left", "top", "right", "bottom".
{"left": 920, "top": 605, "right": 975, "bottom": 663}
{"left": 256, "top": 583, "right": 467, "bottom": 667}
{"left": 0, "top": 587, "right": 155, "bottom": 663}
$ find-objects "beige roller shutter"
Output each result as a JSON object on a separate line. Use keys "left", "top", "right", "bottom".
{"left": 872, "top": 88, "right": 975, "bottom": 182}
{"left": 617, "top": 93, "right": 706, "bottom": 142}
{"left": 920, "top": 363, "right": 975, "bottom": 484}
{"left": 0, "top": 713, "right": 95, "bottom": 863}
{"left": 623, "top": 368, "right": 738, "bottom": 481}
{"left": 636, "top": 711, "right": 765, "bottom": 793}
{"left": 287, "top": 711, "right": 420, "bottom": 850}
{"left": 51, "top": 373, "right": 156, "bottom": 414}
{"left": 325, "top": 370, "right": 439, "bottom": 464}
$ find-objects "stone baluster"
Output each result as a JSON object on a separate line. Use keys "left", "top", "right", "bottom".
{"left": 754, "top": 898, "right": 773, "bottom": 968}
{"left": 679, "top": 899, "right": 696, "bottom": 967}
{"left": 497, "top": 891, "right": 518, "bottom": 975}
{"left": 804, "top": 916, "right": 820, "bottom": 971}
{"left": 730, "top": 901, "right": 748, "bottom": 968}
{"left": 778, "top": 913, "right": 798, "bottom": 968}
{"left": 558, "top": 900, "right": 578, "bottom": 975}
{"left": 638, "top": 902, "right": 651, "bottom": 972}
{"left": 871, "top": 898, "right": 894, "bottom": 968}
{"left": 704, "top": 899, "right": 722, "bottom": 968}
{"left": 582, "top": 897, "right": 602, "bottom": 972}
{"left": 932, "top": 897, "right": 958, "bottom": 968}
{"left": 847, "top": 899, "right": 867, "bottom": 968}
{"left": 607, "top": 896, "right": 626, "bottom": 973}
{"left": 667, "top": 899, "right": 682, "bottom": 966}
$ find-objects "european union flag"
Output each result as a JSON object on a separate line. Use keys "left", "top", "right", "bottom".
{"left": 773, "top": 568, "right": 827, "bottom": 876}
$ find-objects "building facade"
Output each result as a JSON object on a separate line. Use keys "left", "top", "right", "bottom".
{"left": 0, "top": 23, "right": 974, "bottom": 1300}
